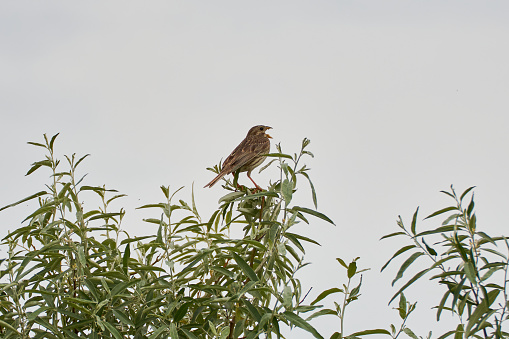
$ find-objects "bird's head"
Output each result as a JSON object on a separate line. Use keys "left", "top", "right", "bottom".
{"left": 247, "top": 125, "right": 272, "bottom": 139}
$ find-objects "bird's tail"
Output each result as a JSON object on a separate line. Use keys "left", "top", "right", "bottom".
{"left": 203, "top": 173, "right": 225, "bottom": 188}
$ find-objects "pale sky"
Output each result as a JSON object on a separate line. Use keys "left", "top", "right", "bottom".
{"left": 2, "top": 1, "right": 509, "bottom": 337}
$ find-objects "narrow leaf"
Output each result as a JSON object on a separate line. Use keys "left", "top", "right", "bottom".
{"left": 112, "top": 309, "right": 135, "bottom": 327}
{"left": 465, "top": 301, "right": 489, "bottom": 335}
{"left": 422, "top": 239, "right": 437, "bottom": 256}
{"left": 122, "top": 243, "right": 130, "bottom": 275}
{"left": 265, "top": 153, "right": 294, "bottom": 159}
{"left": 380, "top": 231, "right": 406, "bottom": 240}
{"left": 292, "top": 206, "right": 335, "bottom": 225}
{"left": 348, "top": 329, "right": 391, "bottom": 336}
{"left": 102, "top": 321, "right": 123, "bottom": 339}
{"left": 336, "top": 258, "right": 348, "bottom": 269}
{"left": 300, "top": 171, "right": 318, "bottom": 209}
{"left": 463, "top": 261, "right": 477, "bottom": 285}
{"left": 283, "top": 311, "right": 324, "bottom": 339}
{"left": 398, "top": 293, "right": 407, "bottom": 319}
{"left": 306, "top": 309, "right": 337, "bottom": 321}
{"left": 381, "top": 245, "right": 416, "bottom": 272}
{"left": 403, "top": 328, "right": 419, "bottom": 339}
{"left": 0, "top": 191, "right": 47, "bottom": 212}
{"left": 424, "top": 206, "right": 458, "bottom": 220}
{"left": 410, "top": 207, "right": 419, "bottom": 235}
{"left": 392, "top": 252, "right": 424, "bottom": 286}
{"left": 311, "top": 288, "right": 342, "bottom": 305}
{"left": 231, "top": 252, "right": 258, "bottom": 282}
{"left": 389, "top": 268, "right": 431, "bottom": 304}
{"left": 460, "top": 186, "right": 475, "bottom": 201}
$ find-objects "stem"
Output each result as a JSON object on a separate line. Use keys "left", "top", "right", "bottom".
{"left": 340, "top": 278, "right": 351, "bottom": 337}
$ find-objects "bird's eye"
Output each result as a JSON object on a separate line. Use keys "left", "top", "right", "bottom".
{"left": 259, "top": 127, "right": 263, "bottom": 131}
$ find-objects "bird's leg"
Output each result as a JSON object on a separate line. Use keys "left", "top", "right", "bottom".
{"left": 233, "top": 170, "right": 247, "bottom": 191}
{"left": 247, "top": 172, "right": 263, "bottom": 192}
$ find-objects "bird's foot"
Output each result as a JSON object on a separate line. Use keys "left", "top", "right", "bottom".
{"left": 235, "top": 184, "right": 264, "bottom": 193}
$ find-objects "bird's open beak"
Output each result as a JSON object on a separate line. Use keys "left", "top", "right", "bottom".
{"left": 265, "top": 126, "right": 272, "bottom": 139}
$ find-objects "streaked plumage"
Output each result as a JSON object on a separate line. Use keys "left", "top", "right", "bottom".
{"left": 204, "top": 125, "right": 272, "bottom": 189}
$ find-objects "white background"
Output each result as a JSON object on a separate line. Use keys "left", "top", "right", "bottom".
{"left": 2, "top": 1, "right": 509, "bottom": 337}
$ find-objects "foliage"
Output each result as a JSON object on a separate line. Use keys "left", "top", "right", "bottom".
{"left": 308, "top": 257, "right": 428, "bottom": 339}
{"left": 381, "top": 186, "right": 509, "bottom": 338}
{"left": 0, "top": 134, "right": 334, "bottom": 338}
{"left": 2, "top": 134, "right": 508, "bottom": 339}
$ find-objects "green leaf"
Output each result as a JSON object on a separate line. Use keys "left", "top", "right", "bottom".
{"left": 149, "top": 324, "right": 170, "bottom": 339}
{"left": 422, "top": 239, "right": 437, "bottom": 256}
{"left": 0, "top": 319, "right": 20, "bottom": 334}
{"left": 211, "top": 266, "right": 235, "bottom": 279}
{"left": 0, "top": 191, "right": 47, "bottom": 212}
{"left": 265, "top": 152, "right": 294, "bottom": 159}
{"left": 306, "top": 308, "right": 338, "bottom": 321}
{"left": 219, "top": 327, "right": 230, "bottom": 339}
{"left": 410, "top": 207, "right": 419, "bottom": 235}
{"left": 112, "top": 309, "right": 135, "bottom": 327}
{"left": 123, "top": 243, "right": 130, "bottom": 275}
{"left": 424, "top": 206, "right": 458, "bottom": 220}
{"left": 136, "top": 203, "right": 166, "bottom": 210}
{"left": 180, "top": 328, "right": 199, "bottom": 339}
{"left": 336, "top": 258, "right": 348, "bottom": 269}
{"left": 300, "top": 171, "right": 318, "bottom": 209}
{"left": 74, "top": 153, "right": 90, "bottom": 168}
{"left": 286, "top": 232, "right": 321, "bottom": 246}
{"left": 26, "top": 160, "right": 52, "bottom": 176}
{"left": 88, "top": 212, "right": 123, "bottom": 221}
{"left": 465, "top": 301, "right": 489, "bottom": 336}
{"left": 463, "top": 261, "right": 477, "bottom": 285}
{"left": 174, "top": 302, "right": 190, "bottom": 322}
{"left": 49, "top": 133, "right": 59, "bottom": 150}
{"left": 392, "top": 252, "right": 424, "bottom": 286}
{"left": 330, "top": 333, "right": 341, "bottom": 339}
{"left": 468, "top": 214, "right": 476, "bottom": 233}
{"left": 380, "top": 231, "right": 406, "bottom": 240}
{"left": 460, "top": 186, "right": 476, "bottom": 201}
{"left": 27, "top": 141, "right": 46, "bottom": 148}
{"left": 436, "top": 289, "right": 451, "bottom": 321}
{"left": 403, "top": 328, "right": 419, "bottom": 339}
{"left": 291, "top": 206, "right": 335, "bottom": 225}
{"left": 389, "top": 268, "right": 431, "bottom": 304}
{"left": 219, "top": 191, "right": 246, "bottom": 203}
{"left": 102, "top": 320, "right": 123, "bottom": 339}
{"left": 348, "top": 329, "right": 391, "bottom": 336}
{"left": 466, "top": 195, "right": 475, "bottom": 217}
{"left": 415, "top": 225, "right": 455, "bottom": 237}
{"left": 453, "top": 324, "right": 464, "bottom": 339}
{"left": 381, "top": 245, "right": 416, "bottom": 272}
{"left": 120, "top": 236, "right": 155, "bottom": 245}
{"left": 398, "top": 293, "right": 407, "bottom": 319}
{"left": 281, "top": 179, "right": 293, "bottom": 204}
{"left": 283, "top": 311, "right": 324, "bottom": 339}
{"left": 231, "top": 252, "right": 259, "bottom": 282}
{"left": 259, "top": 158, "right": 278, "bottom": 173}
{"left": 242, "top": 299, "right": 261, "bottom": 322}
{"left": 348, "top": 261, "right": 357, "bottom": 279}
{"left": 282, "top": 286, "right": 293, "bottom": 307}
{"left": 311, "top": 288, "right": 342, "bottom": 305}
{"left": 22, "top": 203, "right": 56, "bottom": 222}
{"left": 237, "top": 191, "right": 279, "bottom": 202}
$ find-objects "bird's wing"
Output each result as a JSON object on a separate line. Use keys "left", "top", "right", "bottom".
{"left": 221, "top": 138, "right": 268, "bottom": 174}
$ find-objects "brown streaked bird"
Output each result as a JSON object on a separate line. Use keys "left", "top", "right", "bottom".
{"left": 204, "top": 125, "right": 272, "bottom": 190}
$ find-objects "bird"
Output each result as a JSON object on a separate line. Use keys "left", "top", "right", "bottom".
{"left": 204, "top": 125, "right": 272, "bottom": 190}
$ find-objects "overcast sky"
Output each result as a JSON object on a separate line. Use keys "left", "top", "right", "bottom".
{"left": 2, "top": 1, "right": 509, "bottom": 337}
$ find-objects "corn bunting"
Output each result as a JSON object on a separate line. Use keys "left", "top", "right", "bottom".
{"left": 204, "top": 125, "right": 272, "bottom": 190}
